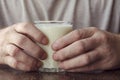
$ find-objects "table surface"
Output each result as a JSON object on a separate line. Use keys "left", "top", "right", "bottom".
{"left": 0, "top": 65, "right": 120, "bottom": 80}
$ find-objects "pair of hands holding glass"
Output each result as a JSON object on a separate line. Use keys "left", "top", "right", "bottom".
{"left": 0, "top": 22, "right": 120, "bottom": 72}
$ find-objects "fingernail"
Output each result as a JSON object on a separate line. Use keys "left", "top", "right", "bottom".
{"left": 42, "top": 37, "right": 48, "bottom": 45}
{"left": 53, "top": 43, "right": 59, "bottom": 50}
{"left": 53, "top": 54, "right": 58, "bottom": 61}
{"left": 41, "top": 52, "right": 47, "bottom": 60}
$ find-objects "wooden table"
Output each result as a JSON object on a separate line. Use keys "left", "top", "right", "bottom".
{"left": 0, "top": 65, "right": 120, "bottom": 80}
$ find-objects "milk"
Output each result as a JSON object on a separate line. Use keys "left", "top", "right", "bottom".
{"left": 35, "top": 21, "right": 73, "bottom": 72}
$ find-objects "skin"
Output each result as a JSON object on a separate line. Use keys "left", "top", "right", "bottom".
{"left": 52, "top": 27, "right": 120, "bottom": 72}
{"left": 0, "top": 23, "right": 48, "bottom": 71}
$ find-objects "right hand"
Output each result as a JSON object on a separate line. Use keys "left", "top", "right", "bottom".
{"left": 0, "top": 23, "right": 48, "bottom": 71}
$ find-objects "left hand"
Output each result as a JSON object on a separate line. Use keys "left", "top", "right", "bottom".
{"left": 52, "top": 27, "right": 120, "bottom": 72}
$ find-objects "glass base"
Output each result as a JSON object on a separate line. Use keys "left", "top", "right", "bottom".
{"left": 39, "top": 68, "right": 103, "bottom": 73}
{"left": 39, "top": 68, "right": 65, "bottom": 72}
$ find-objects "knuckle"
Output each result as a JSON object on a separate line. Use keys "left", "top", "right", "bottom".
{"left": 17, "top": 35, "right": 28, "bottom": 45}
{"left": 101, "top": 32, "right": 107, "bottom": 39}
{"left": 90, "top": 27, "right": 99, "bottom": 31}
{"left": 76, "top": 41, "right": 85, "bottom": 53}
{"left": 15, "top": 22, "right": 32, "bottom": 31}
{"left": 11, "top": 47, "right": 20, "bottom": 56}
{"left": 98, "top": 31, "right": 108, "bottom": 42}
{"left": 73, "top": 30, "right": 81, "bottom": 40}
{"left": 94, "top": 31, "right": 108, "bottom": 43}
{"left": 8, "top": 45, "right": 20, "bottom": 56}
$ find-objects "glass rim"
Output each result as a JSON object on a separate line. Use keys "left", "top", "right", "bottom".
{"left": 34, "top": 21, "right": 72, "bottom": 24}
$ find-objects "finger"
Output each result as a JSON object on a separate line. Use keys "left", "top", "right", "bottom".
{"left": 67, "top": 59, "right": 103, "bottom": 72}
{"left": 52, "top": 27, "right": 97, "bottom": 50}
{"left": 8, "top": 33, "right": 47, "bottom": 60}
{"left": 4, "top": 56, "right": 42, "bottom": 71}
{"left": 59, "top": 50, "right": 101, "bottom": 70}
{"left": 67, "top": 63, "right": 102, "bottom": 73}
{"left": 4, "top": 56, "right": 31, "bottom": 71}
{"left": 53, "top": 37, "right": 98, "bottom": 61}
{"left": 5, "top": 44, "right": 41, "bottom": 67}
{"left": 14, "top": 22, "right": 48, "bottom": 44}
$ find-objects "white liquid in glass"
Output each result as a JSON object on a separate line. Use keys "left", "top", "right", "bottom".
{"left": 35, "top": 22, "right": 73, "bottom": 72}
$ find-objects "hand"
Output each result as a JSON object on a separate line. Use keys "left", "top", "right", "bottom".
{"left": 52, "top": 27, "right": 120, "bottom": 72}
{"left": 0, "top": 23, "right": 48, "bottom": 71}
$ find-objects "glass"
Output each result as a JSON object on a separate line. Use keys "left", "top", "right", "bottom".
{"left": 35, "top": 21, "right": 73, "bottom": 72}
